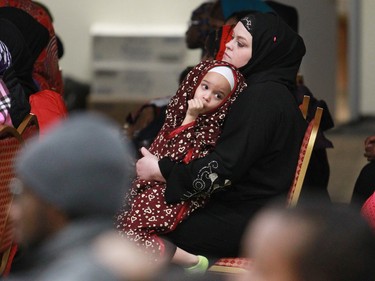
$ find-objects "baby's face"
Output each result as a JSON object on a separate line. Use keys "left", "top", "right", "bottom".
{"left": 194, "top": 72, "right": 232, "bottom": 113}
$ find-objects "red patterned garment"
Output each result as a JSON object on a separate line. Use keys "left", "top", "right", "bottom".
{"left": 29, "top": 90, "right": 67, "bottom": 137}
{"left": 116, "top": 60, "right": 246, "bottom": 260}
{"left": 0, "top": 79, "right": 12, "bottom": 126}
{"left": 362, "top": 192, "right": 375, "bottom": 232}
{"left": 0, "top": 0, "right": 63, "bottom": 95}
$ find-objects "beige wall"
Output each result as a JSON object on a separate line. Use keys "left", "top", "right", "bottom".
{"left": 42, "top": 0, "right": 374, "bottom": 117}
{"left": 42, "top": 0, "right": 203, "bottom": 82}
{"left": 277, "top": 0, "right": 337, "bottom": 118}
{"left": 361, "top": 0, "right": 375, "bottom": 115}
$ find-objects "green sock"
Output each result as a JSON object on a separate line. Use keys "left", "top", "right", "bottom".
{"left": 185, "top": 255, "right": 209, "bottom": 274}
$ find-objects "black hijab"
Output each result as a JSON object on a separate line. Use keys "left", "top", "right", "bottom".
{"left": 0, "top": 7, "right": 49, "bottom": 64}
{"left": 0, "top": 7, "right": 49, "bottom": 127}
{"left": 239, "top": 12, "right": 305, "bottom": 91}
{"left": 0, "top": 7, "right": 49, "bottom": 94}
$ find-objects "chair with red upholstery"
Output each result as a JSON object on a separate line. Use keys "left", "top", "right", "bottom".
{"left": 208, "top": 257, "right": 251, "bottom": 275}
{"left": 0, "top": 114, "right": 39, "bottom": 276}
{"left": 0, "top": 125, "right": 23, "bottom": 276}
{"left": 286, "top": 107, "right": 323, "bottom": 207}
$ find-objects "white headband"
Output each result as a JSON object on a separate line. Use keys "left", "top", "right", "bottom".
{"left": 208, "top": 66, "right": 235, "bottom": 91}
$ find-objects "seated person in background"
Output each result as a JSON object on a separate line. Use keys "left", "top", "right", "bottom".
{"left": 185, "top": 1, "right": 217, "bottom": 60}
{"left": 242, "top": 200, "right": 375, "bottom": 281}
{"left": 364, "top": 135, "right": 375, "bottom": 161}
{"left": 0, "top": 3, "right": 67, "bottom": 135}
{"left": 0, "top": 0, "right": 64, "bottom": 95}
{"left": 117, "top": 60, "right": 246, "bottom": 273}
{"left": 351, "top": 135, "right": 375, "bottom": 207}
{"left": 176, "top": 1, "right": 222, "bottom": 88}
{"left": 0, "top": 7, "right": 49, "bottom": 95}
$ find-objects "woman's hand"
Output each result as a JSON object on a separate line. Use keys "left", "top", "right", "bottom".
{"left": 136, "top": 147, "right": 166, "bottom": 182}
{"left": 364, "top": 135, "right": 375, "bottom": 161}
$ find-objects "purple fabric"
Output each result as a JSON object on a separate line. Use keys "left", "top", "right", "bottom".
{"left": 0, "top": 79, "right": 12, "bottom": 125}
{"left": 0, "top": 40, "right": 11, "bottom": 75}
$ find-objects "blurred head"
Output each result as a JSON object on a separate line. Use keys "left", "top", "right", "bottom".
{"left": 194, "top": 66, "right": 235, "bottom": 113}
{"left": 208, "top": 0, "right": 225, "bottom": 32}
{"left": 243, "top": 201, "right": 375, "bottom": 281}
{"left": 11, "top": 112, "right": 135, "bottom": 248}
{"left": 185, "top": 2, "right": 215, "bottom": 50}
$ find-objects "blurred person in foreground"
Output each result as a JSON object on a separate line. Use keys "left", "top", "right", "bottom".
{"left": 241, "top": 200, "right": 375, "bottom": 281}
{"left": 5, "top": 112, "right": 165, "bottom": 281}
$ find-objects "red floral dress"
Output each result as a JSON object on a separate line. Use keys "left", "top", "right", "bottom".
{"left": 116, "top": 60, "right": 246, "bottom": 260}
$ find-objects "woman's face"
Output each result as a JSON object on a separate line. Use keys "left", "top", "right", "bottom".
{"left": 222, "top": 22, "right": 253, "bottom": 68}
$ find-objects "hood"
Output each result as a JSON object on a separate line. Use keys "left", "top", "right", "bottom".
{"left": 240, "top": 12, "right": 306, "bottom": 91}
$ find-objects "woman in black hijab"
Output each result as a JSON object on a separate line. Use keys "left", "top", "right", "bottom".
{"left": 137, "top": 12, "right": 307, "bottom": 259}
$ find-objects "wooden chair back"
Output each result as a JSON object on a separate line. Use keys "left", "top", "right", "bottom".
{"left": 299, "top": 95, "right": 310, "bottom": 120}
{"left": 0, "top": 126, "right": 23, "bottom": 276}
{"left": 286, "top": 107, "right": 323, "bottom": 207}
{"left": 17, "top": 113, "right": 39, "bottom": 141}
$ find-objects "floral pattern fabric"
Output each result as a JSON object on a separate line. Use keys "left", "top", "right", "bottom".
{"left": 116, "top": 60, "right": 246, "bottom": 260}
